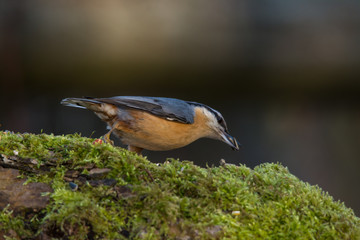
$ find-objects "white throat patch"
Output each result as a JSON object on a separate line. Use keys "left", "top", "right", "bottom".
{"left": 199, "top": 107, "right": 219, "bottom": 129}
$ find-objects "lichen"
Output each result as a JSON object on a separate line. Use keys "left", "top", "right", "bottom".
{"left": 0, "top": 131, "right": 359, "bottom": 239}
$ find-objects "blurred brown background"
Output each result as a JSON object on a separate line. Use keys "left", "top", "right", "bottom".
{"left": 1, "top": 0, "right": 360, "bottom": 215}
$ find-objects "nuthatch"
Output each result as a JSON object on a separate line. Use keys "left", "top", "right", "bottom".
{"left": 61, "top": 96, "right": 240, "bottom": 154}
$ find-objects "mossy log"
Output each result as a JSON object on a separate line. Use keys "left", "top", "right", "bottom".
{"left": 0, "top": 131, "right": 359, "bottom": 239}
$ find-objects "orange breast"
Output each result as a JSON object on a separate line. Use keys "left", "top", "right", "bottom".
{"left": 112, "top": 107, "right": 212, "bottom": 151}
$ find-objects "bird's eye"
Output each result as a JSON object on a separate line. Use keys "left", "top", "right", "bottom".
{"left": 217, "top": 118, "right": 228, "bottom": 131}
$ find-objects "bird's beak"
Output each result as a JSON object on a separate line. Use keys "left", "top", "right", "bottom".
{"left": 220, "top": 131, "right": 241, "bottom": 151}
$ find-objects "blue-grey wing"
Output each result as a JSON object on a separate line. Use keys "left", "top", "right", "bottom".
{"left": 95, "top": 96, "right": 195, "bottom": 124}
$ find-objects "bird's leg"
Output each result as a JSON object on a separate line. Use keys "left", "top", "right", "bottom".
{"left": 103, "top": 126, "right": 116, "bottom": 145}
{"left": 128, "top": 145, "right": 143, "bottom": 155}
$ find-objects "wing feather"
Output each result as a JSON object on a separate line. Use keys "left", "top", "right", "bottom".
{"left": 92, "top": 96, "right": 195, "bottom": 124}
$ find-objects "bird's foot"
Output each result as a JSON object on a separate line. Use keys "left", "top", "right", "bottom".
{"left": 128, "top": 145, "right": 143, "bottom": 155}
{"left": 103, "top": 133, "right": 114, "bottom": 146}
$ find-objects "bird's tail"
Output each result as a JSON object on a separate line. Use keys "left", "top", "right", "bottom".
{"left": 61, "top": 97, "right": 102, "bottom": 111}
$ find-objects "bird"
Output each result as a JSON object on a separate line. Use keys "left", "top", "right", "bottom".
{"left": 61, "top": 96, "right": 240, "bottom": 154}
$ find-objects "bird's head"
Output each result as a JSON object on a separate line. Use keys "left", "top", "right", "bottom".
{"left": 195, "top": 105, "right": 241, "bottom": 151}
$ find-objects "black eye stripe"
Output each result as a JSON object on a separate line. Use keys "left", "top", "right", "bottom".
{"left": 187, "top": 101, "right": 228, "bottom": 130}
{"left": 217, "top": 117, "right": 228, "bottom": 131}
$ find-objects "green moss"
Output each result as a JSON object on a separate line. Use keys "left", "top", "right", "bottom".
{"left": 0, "top": 206, "right": 33, "bottom": 238}
{"left": 0, "top": 131, "right": 359, "bottom": 239}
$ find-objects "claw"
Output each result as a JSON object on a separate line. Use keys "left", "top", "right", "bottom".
{"left": 103, "top": 128, "right": 115, "bottom": 145}
{"left": 103, "top": 134, "right": 114, "bottom": 145}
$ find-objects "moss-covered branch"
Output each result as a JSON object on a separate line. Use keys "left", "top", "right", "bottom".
{"left": 0, "top": 131, "right": 359, "bottom": 239}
